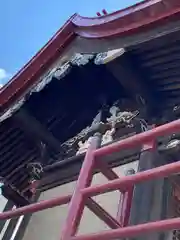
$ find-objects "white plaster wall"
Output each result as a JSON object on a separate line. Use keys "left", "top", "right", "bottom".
{"left": 23, "top": 161, "right": 138, "bottom": 240}
{"left": 0, "top": 195, "right": 7, "bottom": 213}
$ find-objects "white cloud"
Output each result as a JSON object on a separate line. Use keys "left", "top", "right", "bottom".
{"left": 0, "top": 68, "right": 10, "bottom": 81}
{"left": 0, "top": 68, "right": 11, "bottom": 88}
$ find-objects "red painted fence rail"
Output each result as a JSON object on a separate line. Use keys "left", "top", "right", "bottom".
{"left": 1, "top": 119, "right": 180, "bottom": 239}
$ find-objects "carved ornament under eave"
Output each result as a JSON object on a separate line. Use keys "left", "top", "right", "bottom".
{"left": 71, "top": 53, "right": 94, "bottom": 66}
{"left": 0, "top": 50, "right": 128, "bottom": 123}
{"left": 94, "top": 48, "right": 125, "bottom": 65}
{"left": 0, "top": 53, "right": 95, "bottom": 123}
{"left": 74, "top": 104, "right": 147, "bottom": 156}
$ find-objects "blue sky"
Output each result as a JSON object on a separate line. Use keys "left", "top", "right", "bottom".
{"left": 0, "top": 0, "right": 140, "bottom": 86}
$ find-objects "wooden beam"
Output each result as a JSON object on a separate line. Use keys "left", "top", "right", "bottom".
{"left": 106, "top": 54, "right": 158, "bottom": 116}
{"left": 14, "top": 109, "right": 62, "bottom": 154}
{"left": 2, "top": 185, "right": 30, "bottom": 207}
{"left": 40, "top": 146, "right": 140, "bottom": 192}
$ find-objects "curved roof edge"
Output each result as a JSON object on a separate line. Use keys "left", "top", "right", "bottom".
{"left": 1, "top": 0, "right": 180, "bottom": 113}
{"left": 73, "top": 0, "right": 180, "bottom": 38}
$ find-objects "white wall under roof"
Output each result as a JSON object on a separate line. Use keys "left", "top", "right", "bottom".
{"left": 22, "top": 161, "right": 138, "bottom": 240}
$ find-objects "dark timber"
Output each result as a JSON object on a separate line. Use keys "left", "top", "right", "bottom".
{"left": 14, "top": 109, "right": 62, "bottom": 155}
{"left": 129, "top": 129, "right": 171, "bottom": 240}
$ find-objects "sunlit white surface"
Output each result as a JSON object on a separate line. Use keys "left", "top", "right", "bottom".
{"left": 167, "top": 139, "right": 180, "bottom": 149}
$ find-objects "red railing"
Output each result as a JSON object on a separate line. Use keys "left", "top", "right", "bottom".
{"left": 1, "top": 119, "right": 180, "bottom": 239}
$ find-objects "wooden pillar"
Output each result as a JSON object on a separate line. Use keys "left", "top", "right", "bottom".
{"left": 129, "top": 141, "right": 157, "bottom": 226}
{"left": 129, "top": 134, "right": 171, "bottom": 240}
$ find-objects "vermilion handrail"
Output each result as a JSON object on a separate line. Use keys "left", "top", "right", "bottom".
{"left": 82, "top": 161, "right": 180, "bottom": 197}
{"left": 71, "top": 217, "right": 180, "bottom": 240}
{"left": 0, "top": 161, "right": 179, "bottom": 221}
{"left": 95, "top": 118, "right": 180, "bottom": 157}
{"left": 0, "top": 119, "right": 180, "bottom": 239}
{"left": 0, "top": 194, "right": 71, "bottom": 220}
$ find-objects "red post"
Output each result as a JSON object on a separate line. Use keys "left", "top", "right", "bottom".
{"left": 116, "top": 169, "right": 135, "bottom": 226}
{"left": 61, "top": 134, "right": 100, "bottom": 240}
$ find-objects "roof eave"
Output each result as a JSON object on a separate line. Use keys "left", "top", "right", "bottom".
{"left": 1, "top": 0, "right": 180, "bottom": 114}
